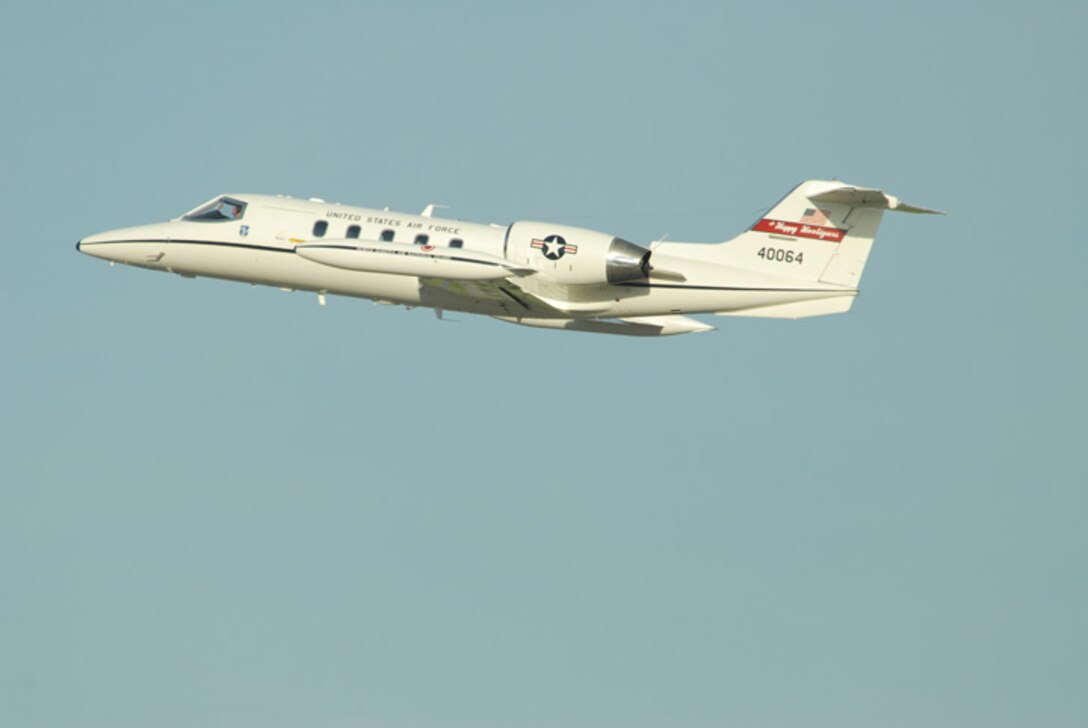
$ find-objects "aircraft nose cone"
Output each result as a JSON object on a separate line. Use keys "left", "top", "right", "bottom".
{"left": 77, "top": 231, "right": 120, "bottom": 260}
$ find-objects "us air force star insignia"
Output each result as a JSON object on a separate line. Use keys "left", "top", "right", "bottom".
{"left": 530, "top": 234, "right": 578, "bottom": 260}
{"left": 542, "top": 236, "right": 565, "bottom": 259}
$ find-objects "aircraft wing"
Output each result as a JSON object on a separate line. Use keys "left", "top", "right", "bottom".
{"left": 420, "top": 277, "right": 714, "bottom": 335}
{"left": 418, "top": 276, "right": 568, "bottom": 318}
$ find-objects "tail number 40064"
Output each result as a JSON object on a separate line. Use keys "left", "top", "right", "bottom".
{"left": 757, "top": 247, "right": 803, "bottom": 264}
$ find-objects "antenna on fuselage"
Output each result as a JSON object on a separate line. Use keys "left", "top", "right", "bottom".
{"left": 421, "top": 204, "right": 449, "bottom": 218}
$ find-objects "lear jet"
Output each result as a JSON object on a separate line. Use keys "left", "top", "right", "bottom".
{"left": 78, "top": 180, "right": 938, "bottom": 336}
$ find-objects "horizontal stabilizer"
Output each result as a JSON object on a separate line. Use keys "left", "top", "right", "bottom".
{"left": 806, "top": 181, "right": 944, "bottom": 215}
{"left": 892, "top": 201, "right": 945, "bottom": 215}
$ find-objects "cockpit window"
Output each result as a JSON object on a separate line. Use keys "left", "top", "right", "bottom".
{"left": 182, "top": 196, "right": 247, "bottom": 222}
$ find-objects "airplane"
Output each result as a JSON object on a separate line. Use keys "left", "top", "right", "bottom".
{"left": 77, "top": 179, "right": 938, "bottom": 337}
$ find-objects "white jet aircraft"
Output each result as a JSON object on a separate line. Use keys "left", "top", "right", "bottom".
{"left": 78, "top": 180, "right": 937, "bottom": 336}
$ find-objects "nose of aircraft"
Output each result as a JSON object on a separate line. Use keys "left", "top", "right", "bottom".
{"left": 77, "top": 225, "right": 167, "bottom": 264}
{"left": 78, "top": 230, "right": 122, "bottom": 247}
{"left": 76, "top": 230, "right": 118, "bottom": 260}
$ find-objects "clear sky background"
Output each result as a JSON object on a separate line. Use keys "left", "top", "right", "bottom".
{"left": 2, "top": 2, "right": 1086, "bottom": 727}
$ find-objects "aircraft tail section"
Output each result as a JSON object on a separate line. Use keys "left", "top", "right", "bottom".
{"left": 660, "top": 180, "right": 940, "bottom": 290}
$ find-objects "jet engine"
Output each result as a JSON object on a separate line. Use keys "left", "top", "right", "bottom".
{"left": 505, "top": 221, "right": 651, "bottom": 286}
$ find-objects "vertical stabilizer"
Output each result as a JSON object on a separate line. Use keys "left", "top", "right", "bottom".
{"left": 665, "top": 180, "right": 940, "bottom": 289}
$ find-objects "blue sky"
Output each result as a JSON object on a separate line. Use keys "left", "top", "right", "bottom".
{"left": 2, "top": 2, "right": 1086, "bottom": 727}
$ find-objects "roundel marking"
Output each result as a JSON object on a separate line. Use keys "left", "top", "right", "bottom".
{"left": 530, "top": 234, "right": 578, "bottom": 260}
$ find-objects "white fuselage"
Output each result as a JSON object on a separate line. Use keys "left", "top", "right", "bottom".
{"left": 78, "top": 192, "right": 858, "bottom": 325}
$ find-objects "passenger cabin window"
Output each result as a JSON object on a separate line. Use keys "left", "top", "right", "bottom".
{"left": 380, "top": 229, "right": 395, "bottom": 242}
{"left": 346, "top": 225, "right": 361, "bottom": 239}
{"left": 182, "top": 196, "right": 247, "bottom": 222}
{"left": 450, "top": 238, "right": 464, "bottom": 248}
{"left": 313, "top": 220, "right": 328, "bottom": 237}
{"left": 415, "top": 234, "right": 429, "bottom": 246}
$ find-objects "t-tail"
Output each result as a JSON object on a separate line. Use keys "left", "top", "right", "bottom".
{"left": 657, "top": 179, "right": 942, "bottom": 319}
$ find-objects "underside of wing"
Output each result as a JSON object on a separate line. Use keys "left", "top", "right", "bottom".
{"left": 419, "top": 278, "right": 714, "bottom": 335}
{"left": 492, "top": 313, "right": 715, "bottom": 336}
{"left": 418, "top": 276, "right": 567, "bottom": 318}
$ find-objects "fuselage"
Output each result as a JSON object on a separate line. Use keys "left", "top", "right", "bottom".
{"left": 78, "top": 194, "right": 522, "bottom": 316}
{"left": 78, "top": 192, "right": 859, "bottom": 325}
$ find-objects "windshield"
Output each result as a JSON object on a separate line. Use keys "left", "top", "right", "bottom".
{"left": 182, "top": 196, "right": 247, "bottom": 222}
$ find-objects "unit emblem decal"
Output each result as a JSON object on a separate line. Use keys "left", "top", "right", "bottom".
{"left": 531, "top": 234, "right": 578, "bottom": 260}
{"left": 239, "top": 224, "right": 249, "bottom": 237}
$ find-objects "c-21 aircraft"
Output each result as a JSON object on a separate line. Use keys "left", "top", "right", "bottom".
{"left": 78, "top": 180, "right": 938, "bottom": 336}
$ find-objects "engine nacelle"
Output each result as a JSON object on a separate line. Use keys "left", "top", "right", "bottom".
{"left": 505, "top": 221, "right": 651, "bottom": 286}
